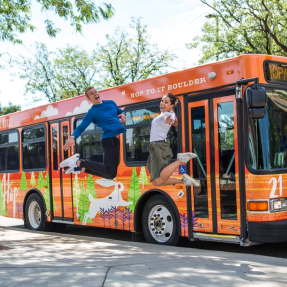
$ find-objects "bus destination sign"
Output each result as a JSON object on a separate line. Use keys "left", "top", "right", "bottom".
{"left": 265, "top": 61, "right": 287, "bottom": 84}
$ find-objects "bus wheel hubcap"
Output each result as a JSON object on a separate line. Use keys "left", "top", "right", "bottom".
{"left": 28, "top": 201, "right": 41, "bottom": 229}
{"left": 148, "top": 205, "right": 173, "bottom": 243}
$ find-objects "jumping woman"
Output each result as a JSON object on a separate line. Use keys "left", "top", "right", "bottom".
{"left": 147, "top": 93, "right": 199, "bottom": 187}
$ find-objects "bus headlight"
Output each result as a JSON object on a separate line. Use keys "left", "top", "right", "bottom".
{"left": 270, "top": 198, "right": 287, "bottom": 212}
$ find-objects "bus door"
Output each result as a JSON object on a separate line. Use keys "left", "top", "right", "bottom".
{"left": 188, "top": 95, "right": 240, "bottom": 238}
{"left": 50, "top": 121, "right": 73, "bottom": 222}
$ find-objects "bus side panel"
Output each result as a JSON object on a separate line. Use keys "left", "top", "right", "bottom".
{"left": 70, "top": 165, "right": 188, "bottom": 236}
{"left": 1, "top": 123, "right": 52, "bottom": 222}
{"left": 245, "top": 169, "right": 287, "bottom": 222}
{"left": 1, "top": 170, "right": 52, "bottom": 221}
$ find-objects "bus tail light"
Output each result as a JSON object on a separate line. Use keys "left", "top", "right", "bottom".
{"left": 270, "top": 198, "right": 287, "bottom": 212}
{"left": 248, "top": 201, "right": 268, "bottom": 212}
{"left": 226, "top": 70, "right": 234, "bottom": 75}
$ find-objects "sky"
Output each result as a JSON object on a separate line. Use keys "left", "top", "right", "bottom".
{"left": 0, "top": 0, "right": 212, "bottom": 109}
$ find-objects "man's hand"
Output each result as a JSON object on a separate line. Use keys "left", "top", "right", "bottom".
{"left": 63, "top": 137, "right": 75, "bottom": 151}
{"left": 118, "top": 113, "right": 126, "bottom": 124}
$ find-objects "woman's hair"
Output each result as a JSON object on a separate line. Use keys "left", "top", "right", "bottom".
{"left": 164, "top": 93, "right": 178, "bottom": 106}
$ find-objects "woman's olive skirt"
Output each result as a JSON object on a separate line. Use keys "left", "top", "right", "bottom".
{"left": 147, "top": 141, "right": 173, "bottom": 181}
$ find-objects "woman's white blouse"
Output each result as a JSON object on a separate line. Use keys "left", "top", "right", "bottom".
{"left": 150, "top": 112, "right": 175, "bottom": 142}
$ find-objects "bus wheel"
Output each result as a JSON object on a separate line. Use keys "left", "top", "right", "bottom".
{"left": 25, "top": 194, "right": 51, "bottom": 231}
{"left": 142, "top": 195, "right": 180, "bottom": 246}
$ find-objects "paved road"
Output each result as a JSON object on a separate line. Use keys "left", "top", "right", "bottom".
{"left": 62, "top": 225, "right": 287, "bottom": 259}
{"left": 1, "top": 217, "right": 287, "bottom": 287}
{"left": 2, "top": 216, "right": 287, "bottom": 259}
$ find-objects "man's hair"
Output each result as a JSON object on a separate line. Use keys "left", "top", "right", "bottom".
{"left": 85, "top": 86, "right": 95, "bottom": 97}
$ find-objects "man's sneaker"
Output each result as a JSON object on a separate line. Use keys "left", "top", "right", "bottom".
{"left": 182, "top": 174, "right": 200, "bottom": 186}
{"left": 59, "top": 153, "right": 80, "bottom": 168}
{"left": 177, "top": 152, "right": 197, "bottom": 164}
{"left": 65, "top": 167, "right": 81, "bottom": 174}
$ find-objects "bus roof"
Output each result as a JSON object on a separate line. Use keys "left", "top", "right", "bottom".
{"left": 1, "top": 54, "right": 286, "bottom": 131}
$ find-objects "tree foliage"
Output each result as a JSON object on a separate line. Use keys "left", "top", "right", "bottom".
{"left": 127, "top": 167, "right": 141, "bottom": 212}
{"left": 0, "top": 175, "right": 7, "bottom": 216}
{"left": 93, "top": 18, "right": 176, "bottom": 87}
{"left": 187, "top": 0, "right": 287, "bottom": 64}
{"left": 0, "top": 101, "right": 21, "bottom": 115}
{"left": 16, "top": 43, "right": 100, "bottom": 102}
{"left": 0, "top": 0, "right": 114, "bottom": 44}
{"left": 16, "top": 18, "right": 176, "bottom": 103}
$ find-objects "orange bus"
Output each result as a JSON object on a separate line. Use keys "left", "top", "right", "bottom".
{"left": 1, "top": 54, "right": 287, "bottom": 246}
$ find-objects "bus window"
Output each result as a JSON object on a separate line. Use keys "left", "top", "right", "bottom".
{"left": 22, "top": 126, "right": 46, "bottom": 170}
{"left": 74, "top": 119, "right": 103, "bottom": 162}
{"left": 217, "top": 102, "right": 237, "bottom": 220}
{"left": 248, "top": 88, "right": 287, "bottom": 170}
{"left": 125, "top": 105, "right": 178, "bottom": 164}
{"left": 191, "top": 106, "right": 208, "bottom": 218}
{"left": 0, "top": 130, "right": 19, "bottom": 172}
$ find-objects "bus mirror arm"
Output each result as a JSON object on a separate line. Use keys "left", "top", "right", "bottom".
{"left": 235, "top": 77, "right": 259, "bottom": 99}
{"left": 236, "top": 77, "right": 266, "bottom": 119}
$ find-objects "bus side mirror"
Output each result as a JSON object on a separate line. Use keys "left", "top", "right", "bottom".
{"left": 246, "top": 86, "right": 266, "bottom": 119}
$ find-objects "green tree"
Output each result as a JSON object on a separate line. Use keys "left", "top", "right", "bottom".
{"left": 30, "top": 172, "right": 36, "bottom": 187}
{"left": 16, "top": 18, "right": 176, "bottom": 103}
{"left": 19, "top": 172, "right": 28, "bottom": 191}
{"left": 37, "top": 171, "right": 44, "bottom": 189}
{"left": 86, "top": 174, "right": 97, "bottom": 199}
{"left": 127, "top": 167, "right": 141, "bottom": 212}
{"left": 187, "top": 0, "right": 287, "bottom": 64}
{"left": 138, "top": 166, "right": 149, "bottom": 189}
{"left": 43, "top": 176, "right": 50, "bottom": 211}
{"left": 94, "top": 18, "right": 177, "bottom": 87}
{"left": 54, "top": 46, "right": 100, "bottom": 99}
{"left": 78, "top": 181, "right": 91, "bottom": 223}
{"left": 43, "top": 174, "right": 56, "bottom": 211}
{"left": 0, "top": 102, "right": 21, "bottom": 115}
{"left": 73, "top": 174, "right": 81, "bottom": 218}
{"left": 0, "top": 176, "right": 7, "bottom": 216}
{"left": 0, "top": 1, "right": 114, "bottom": 44}
{"left": 16, "top": 43, "right": 100, "bottom": 103}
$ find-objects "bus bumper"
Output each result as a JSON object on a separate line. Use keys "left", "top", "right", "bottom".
{"left": 248, "top": 220, "right": 287, "bottom": 243}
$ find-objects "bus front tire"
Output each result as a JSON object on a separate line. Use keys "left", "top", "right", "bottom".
{"left": 142, "top": 195, "right": 180, "bottom": 246}
{"left": 25, "top": 193, "right": 52, "bottom": 232}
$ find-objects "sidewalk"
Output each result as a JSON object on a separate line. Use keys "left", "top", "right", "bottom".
{"left": 1, "top": 216, "right": 287, "bottom": 287}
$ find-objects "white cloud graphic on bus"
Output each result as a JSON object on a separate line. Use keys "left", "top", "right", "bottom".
{"left": 34, "top": 105, "right": 59, "bottom": 120}
{"left": 65, "top": 100, "right": 92, "bottom": 116}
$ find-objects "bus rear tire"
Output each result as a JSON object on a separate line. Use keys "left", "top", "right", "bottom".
{"left": 142, "top": 194, "right": 180, "bottom": 246}
{"left": 25, "top": 193, "right": 53, "bottom": 232}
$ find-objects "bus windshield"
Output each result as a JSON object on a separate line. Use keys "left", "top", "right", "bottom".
{"left": 248, "top": 88, "right": 287, "bottom": 170}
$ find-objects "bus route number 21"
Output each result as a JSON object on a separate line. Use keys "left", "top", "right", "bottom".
{"left": 269, "top": 174, "right": 283, "bottom": 198}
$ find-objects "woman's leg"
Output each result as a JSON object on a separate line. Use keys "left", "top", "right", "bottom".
{"left": 152, "top": 176, "right": 183, "bottom": 186}
{"left": 159, "top": 159, "right": 183, "bottom": 181}
{"left": 151, "top": 159, "right": 183, "bottom": 186}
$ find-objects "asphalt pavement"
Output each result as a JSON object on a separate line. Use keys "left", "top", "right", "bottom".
{"left": 0, "top": 216, "right": 287, "bottom": 287}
